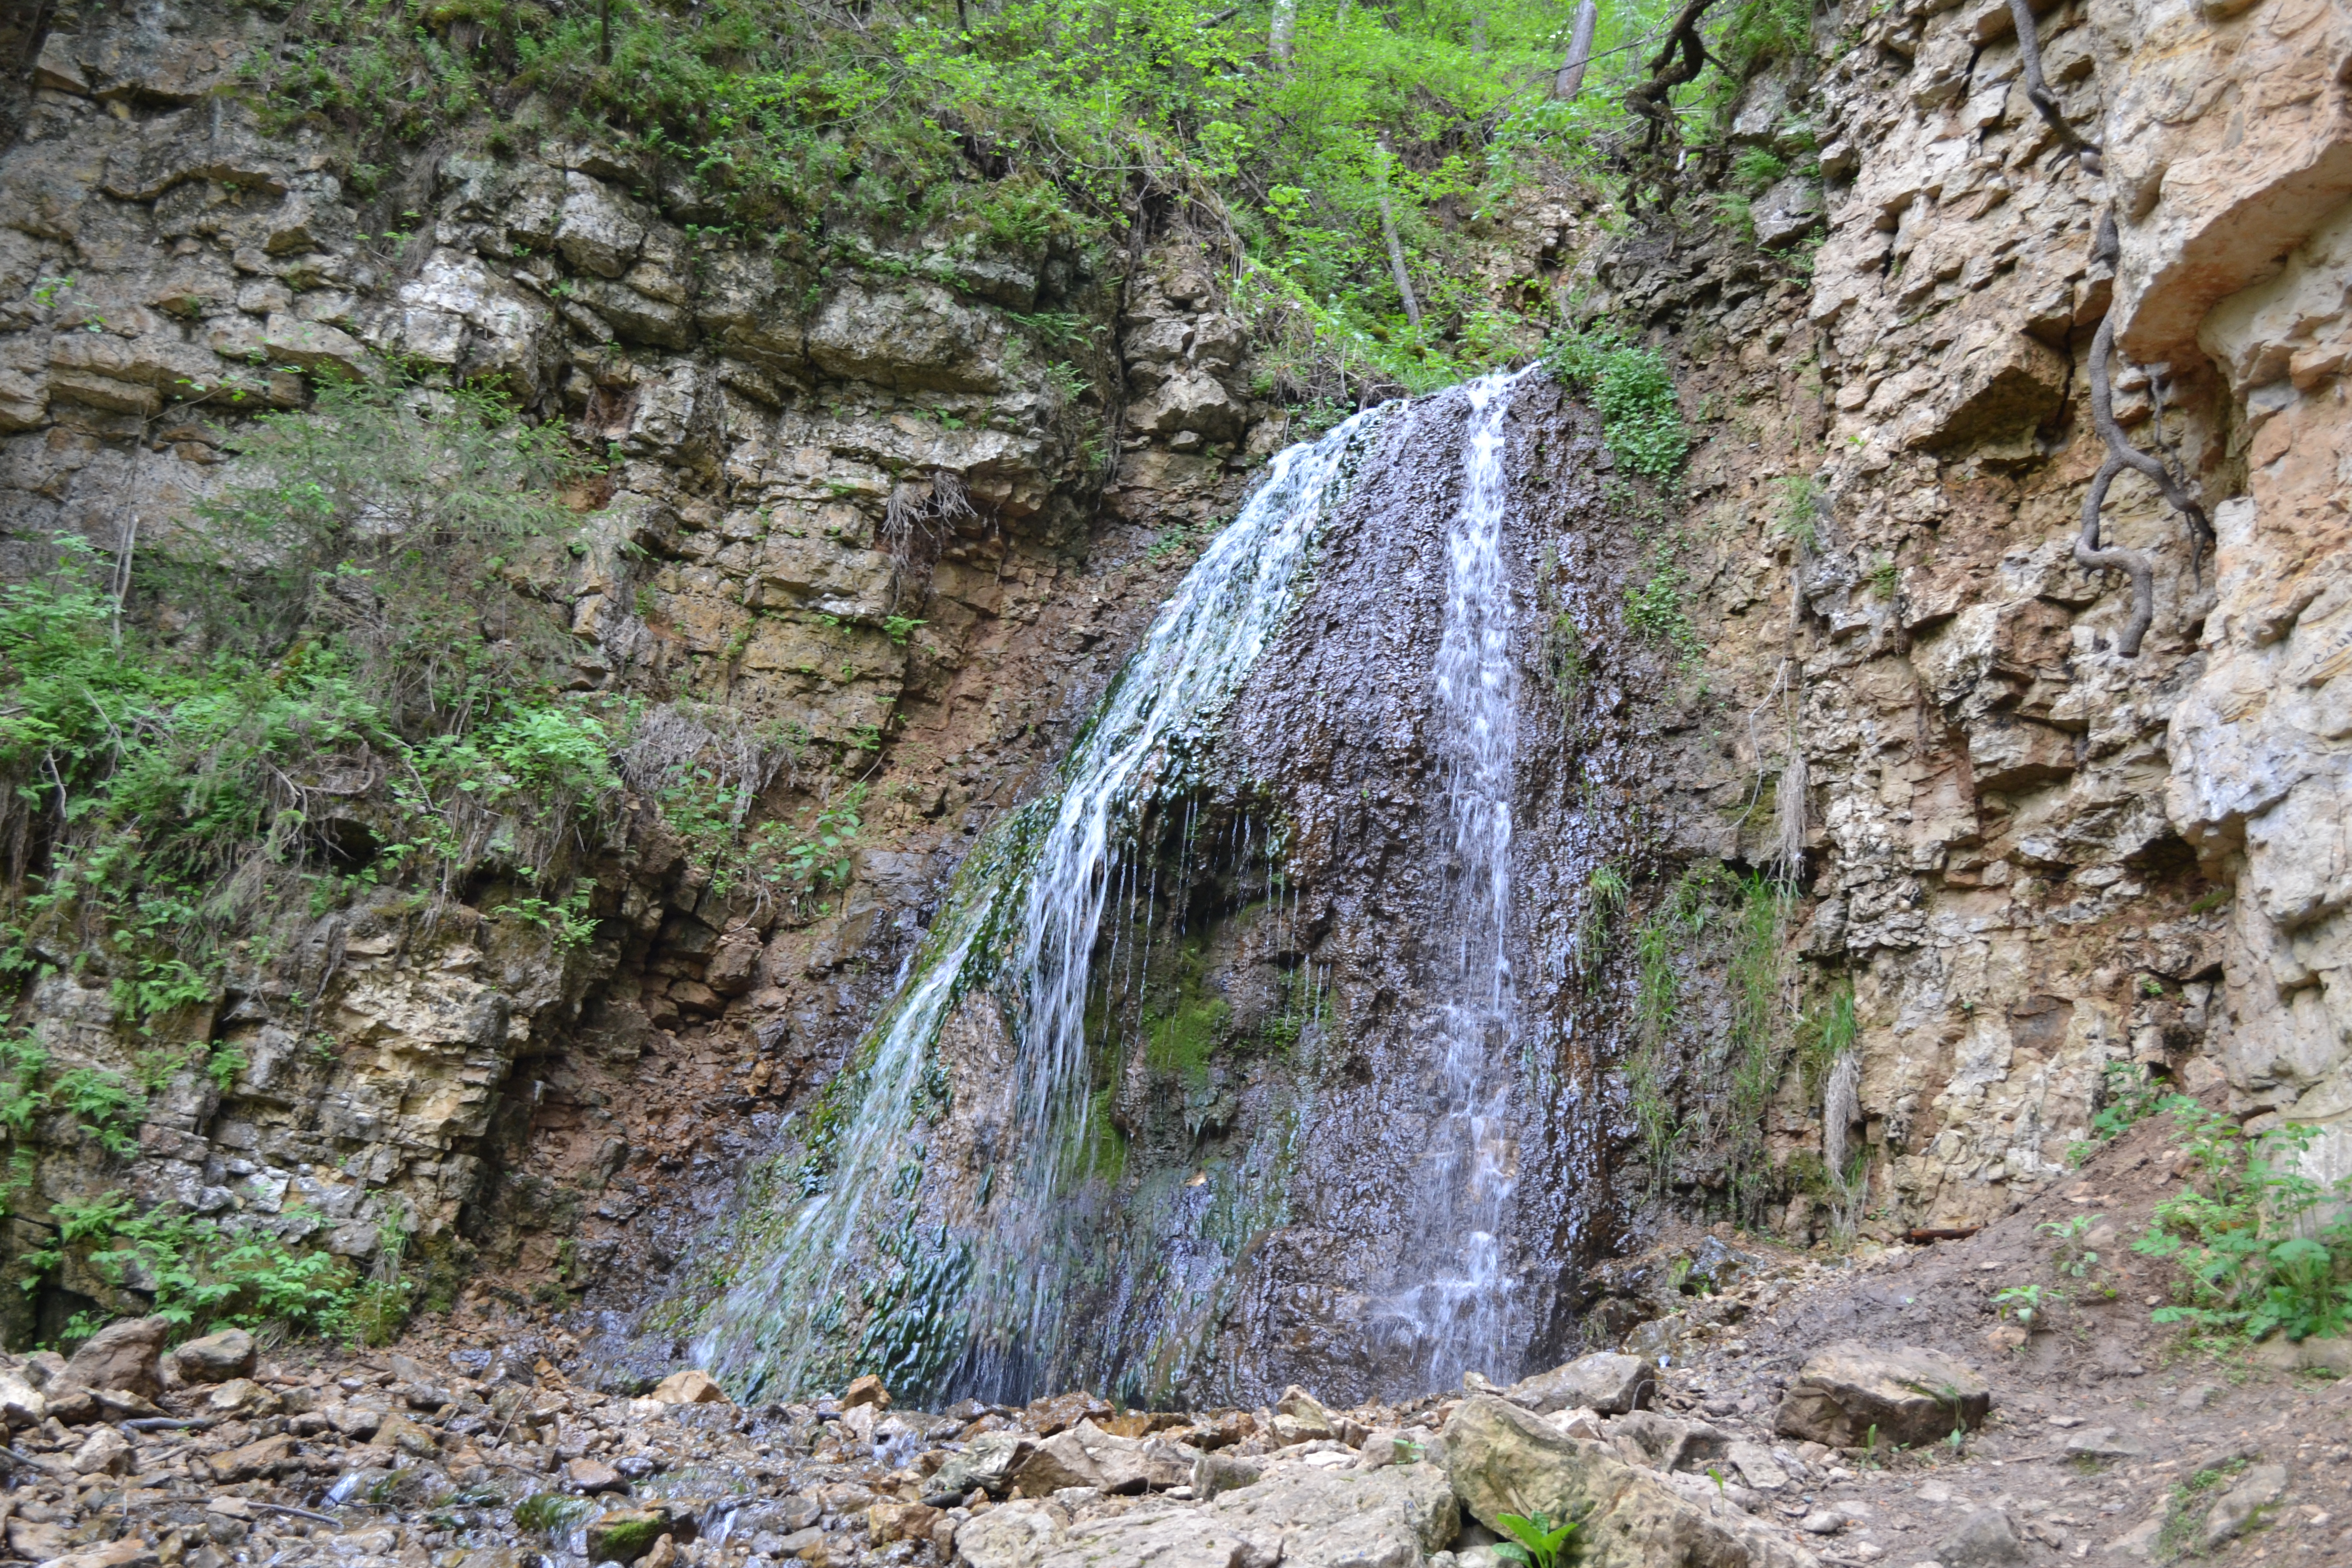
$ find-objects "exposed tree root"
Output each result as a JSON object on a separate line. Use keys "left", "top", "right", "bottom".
{"left": 1622, "top": 0, "right": 1717, "bottom": 212}
{"left": 2078, "top": 314, "right": 2213, "bottom": 657}
{"left": 2008, "top": 0, "right": 2102, "bottom": 174}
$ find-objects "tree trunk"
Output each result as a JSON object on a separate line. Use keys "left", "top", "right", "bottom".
{"left": 1270, "top": 0, "right": 1297, "bottom": 63}
{"left": 1553, "top": 0, "right": 1597, "bottom": 99}
{"left": 1377, "top": 147, "right": 1422, "bottom": 328}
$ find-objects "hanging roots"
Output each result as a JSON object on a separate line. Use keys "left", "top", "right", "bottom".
{"left": 2078, "top": 312, "right": 2214, "bottom": 657}
{"left": 2008, "top": 0, "right": 2103, "bottom": 175}
{"left": 881, "top": 467, "right": 980, "bottom": 559}
{"left": 1622, "top": 0, "right": 1717, "bottom": 212}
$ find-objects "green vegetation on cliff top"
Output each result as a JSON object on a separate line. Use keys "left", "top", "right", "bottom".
{"left": 239, "top": 0, "right": 1815, "bottom": 393}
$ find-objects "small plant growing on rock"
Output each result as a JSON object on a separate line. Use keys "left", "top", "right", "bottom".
{"left": 1492, "top": 1510, "right": 1580, "bottom": 1568}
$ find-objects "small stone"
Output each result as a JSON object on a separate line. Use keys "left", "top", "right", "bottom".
{"left": 2064, "top": 1427, "right": 2147, "bottom": 1460}
{"left": 2179, "top": 1384, "right": 2219, "bottom": 1410}
{"left": 842, "top": 1374, "right": 890, "bottom": 1410}
{"left": 72, "top": 1425, "right": 132, "bottom": 1476}
{"left": 569, "top": 1457, "right": 625, "bottom": 1493}
{"left": 1800, "top": 1511, "right": 1844, "bottom": 1534}
{"left": 1724, "top": 1439, "right": 1788, "bottom": 1491}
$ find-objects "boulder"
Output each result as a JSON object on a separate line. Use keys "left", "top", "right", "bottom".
{"left": 926, "top": 1430, "right": 1036, "bottom": 1500}
{"left": 1193, "top": 1450, "right": 1265, "bottom": 1499}
{"left": 1441, "top": 1394, "right": 1749, "bottom": 1568}
{"left": 173, "top": 1328, "right": 256, "bottom": 1383}
{"left": 1607, "top": 1410, "right": 1730, "bottom": 1474}
{"left": 1773, "top": 1342, "right": 1990, "bottom": 1449}
{"left": 58, "top": 1315, "right": 170, "bottom": 1399}
{"left": 1011, "top": 1428, "right": 1108, "bottom": 1497}
{"left": 649, "top": 1369, "right": 730, "bottom": 1406}
{"left": 957, "top": 1498, "right": 1277, "bottom": 1568}
{"left": 2202, "top": 1463, "right": 2288, "bottom": 1550}
{"left": 1507, "top": 1353, "right": 1659, "bottom": 1415}
{"left": 1271, "top": 1384, "right": 1336, "bottom": 1444}
{"left": 1931, "top": 1506, "right": 2026, "bottom": 1567}
{"left": 1210, "top": 1459, "right": 1460, "bottom": 1568}
{"left": 0, "top": 1367, "right": 45, "bottom": 1428}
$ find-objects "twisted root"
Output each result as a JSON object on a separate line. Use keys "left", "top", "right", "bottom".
{"left": 2078, "top": 314, "right": 2213, "bottom": 657}
{"left": 2008, "top": 0, "right": 2103, "bottom": 175}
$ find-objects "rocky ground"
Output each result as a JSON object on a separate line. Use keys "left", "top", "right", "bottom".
{"left": 0, "top": 1105, "right": 2337, "bottom": 1568}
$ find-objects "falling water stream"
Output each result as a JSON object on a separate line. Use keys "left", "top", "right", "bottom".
{"left": 1379, "top": 367, "right": 1529, "bottom": 1387}
{"left": 693, "top": 368, "right": 1543, "bottom": 1402}
{"left": 695, "top": 402, "right": 1389, "bottom": 1401}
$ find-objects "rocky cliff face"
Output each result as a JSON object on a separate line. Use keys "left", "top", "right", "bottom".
{"left": 0, "top": 0, "right": 2343, "bottom": 1400}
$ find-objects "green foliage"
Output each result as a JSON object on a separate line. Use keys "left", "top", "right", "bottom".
{"left": 2068, "top": 1060, "right": 2168, "bottom": 1166}
{"left": 22, "top": 1191, "right": 368, "bottom": 1340}
{"left": 2135, "top": 1099, "right": 2352, "bottom": 1345}
{"left": 881, "top": 616, "right": 927, "bottom": 646}
{"left": 0, "top": 376, "right": 618, "bottom": 1042}
{"left": 514, "top": 1493, "right": 595, "bottom": 1537}
{"left": 1773, "top": 474, "right": 1823, "bottom": 550}
{"left": 235, "top": 0, "right": 1730, "bottom": 402}
{"left": 1624, "top": 537, "right": 1702, "bottom": 663}
{"left": 1492, "top": 1511, "right": 1580, "bottom": 1568}
{"left": 1796, "top": 983, "right": 1856, "bottom": 1097}
{"left": 2040, "top": 1213, "right": 2102, "bottom": 1280}
{"left": 1547, "top": 328, "right": 1690, "bottom": 480}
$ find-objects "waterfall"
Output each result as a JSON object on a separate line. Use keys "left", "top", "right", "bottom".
{"left": 693, "top": 403, "right": 1389, "bottom": 1402}
{"left": 1384, "top": 366, "right": 1529, "bottom": 1387}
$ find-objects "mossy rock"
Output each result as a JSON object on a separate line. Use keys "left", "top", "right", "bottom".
{"left": 587, "top": 1509, "right": 670, "bottom": 1564}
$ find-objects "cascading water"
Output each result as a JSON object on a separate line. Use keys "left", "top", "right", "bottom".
{"left": 693, "top": 402, "right": 1388, "bottom": 1402}
{"left": 1380, "top": 366, "right": 1530, "bottom": 1387}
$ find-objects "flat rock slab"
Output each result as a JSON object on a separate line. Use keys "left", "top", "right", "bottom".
{"left": 1773, "top": 1342, "right": 1991, "bottom": 1450}
{"left": 957, "top": 1458, "right": 1455, "bottom": 1568}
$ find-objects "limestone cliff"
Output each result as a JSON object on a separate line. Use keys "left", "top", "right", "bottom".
{"left": 0, "top": 0, "right": 2342, "bottom": 1395}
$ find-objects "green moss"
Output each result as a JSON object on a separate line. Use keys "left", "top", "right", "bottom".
{"left": 1147, "top": 995, "right": 1232, "bottom": 1087}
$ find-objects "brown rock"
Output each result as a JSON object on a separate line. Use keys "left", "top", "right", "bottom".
{"left": 371, "top": 1413, "right": 442, "bottom": 1459}
{"left": 569, "top": 1456, "right": 626, "bottom": 1492}
{"left": 1774, "top": 1342, "right": 1991, "bottom": 1450}
{"left": 1010, "top": 1429, "right": 1105, "bottom": 1496}
{"left": 173, "top": 1328, "right": 257, "bottom": 1384}
{"left": 841, "top": 1374, "right": 890, "bottom": 1411}
{"left": 57, "top": 1315, "right": 171, "bottom": 1399}
{"left": 209, "top": 1432, "right": 296, "bottom": 1482}
{"left": 867, "top": 1502, "right": 943, "bottom": 1544}
{"left": 649, "top": 1369, "right": 730, "bottom": 1406}
{"left": 1269, "top": 1384, "right": 1334, "bottom": 1444}
{"left": 1023, "top": 1389, "right": 1111, "bottom": 1435}
{"left": 44, "top": 1539, "right": 158, "bottom": 1568}
{"left": 71, "top": 1425, "right": 132, "bottom": 1475}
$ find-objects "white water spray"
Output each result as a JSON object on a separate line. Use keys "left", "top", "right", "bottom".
{"left": 1388, "top": 365, "right": 1530, "bottom": 1386}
